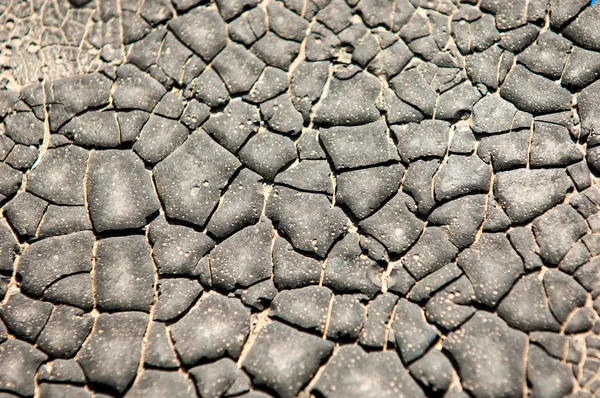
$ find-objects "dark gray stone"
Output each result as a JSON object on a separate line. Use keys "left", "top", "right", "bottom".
{"left": 533, "top": 204, "right": 588, "bottom": 266}
{"left": 336, "top": 164, "right": 403, "bottom": 219}
{"left": 95, "top": 235, "right": 155, "bottom": 312}
{"left": 499, "top": 24, "right": 541, "bottom": 53}
{"left": 0, "top": 340, "right": 47, "bottom": 397}
{"left": 497, "top": 273, "right": 561, "bottom": 332}
{"left": 181, "top": 100, "right": 210, "bottom": 131}
{"left": 444, "top": 312, "right": 527, "bottom": 398}
{"left": 507, "top": 226, "right": 543, "bottom": 270}
{"left": 210, "top": 219, "right": 272, "bottom": 291}
{"left": 393, "top": 298, "right": 439, "bottom": 364}
{"left": 408, "top": 349, "right": 454, "bottom": 393}
{"left": 113, "top": 64, "right": 166, "bottom": 111}
{"left": 493, "top": 168, "right": 572, "bottom": 224}
{"left": 403, "top": 159, "right": 440, "bottom": 216}
{"left": 238, "top": 131, "right": 296, "bottom": 180}
{"left": 4, "top": 111, "right": 45, "bottom": 145}
{"left": 0, "top": 217, "right": 19, "bottom": 273}
{"left": 0, "top": 291, "right": 53, "bottom": 343}
{"left": 190, "top": 358, "right": 251, "bottom": 398}
{"left": 482, "top": 196, "right": 512, "bottom": 232}
{"left": 578, "top": 80, "right": 600, "bottom": 138}
{"left": 241, "top": 279, "right": 278, "bottom": 310}
{"left": 323, "top": 232, "right": 382, "bottom": 298}
{"left": 245, "top": 67, "right": 289, "bottom": 104}
{"left": 170, "top": 293, "right": 250, "bottom": 365}
{"left": 466, "top": 46, "right": 514, "bottom": 91}
{"left": 191, "top": 68, "right": 229, "bottom": 108}
{"left": 125, "top": 370, "right": 196, "bottom": 398}
{"left": 133, "top": 116, "right": 189, "bottom": 164}
{"left": 0, "top": 163, "right": 22, "bottom": 199}
{"left": 4, "top": 144, "right": 38, "bottom": 171}
{"left": 242, "top": 321, "right": 334, "bottom": 398}
{"left": 260, "top": 94, "right": 303, "bottom": 136}
{"left": 368, "top": 40, "right": 413, "bottom": 79}
{"left": 213, "top": 43, "right": 265, "bottom": 94}
{"left": 203, "top": 100, "right": 260, "bottom": 153}
{"left": 500, "top": 64, "right": 572, "bottom": 114}
{"left": 268, "top": 2, "right": 308, "bottom": 41}
{"left": 154, "top": 278, "right": 203, "bottom": 321}
{"left": 390, "top": 69, "right": 437, "bottom": 117}
{"left": 38, "top": 359, "right": 86, "bottom": 384}
{"left": 305, "top": 22, "right": 341, "bottom": 61}
{"left": 117, "top": 110, "right": 150, "bottom": 144}
{"left": 530, "top": 122, "right": 583, "bottom": 168}
{"left": 477, "top": 130, "right": 530, "bottom": 170}
{"left": 320, "top": 121, "right": 399, "bottom": 170}
{"left": 274, "top": 160, "right": 333, "bottom": 195}
{"left": 251, "top": 33, "right": 301, "bottom": 70}
{"left": 215, "top": 0, "right": 258, "bottom": 20}
{"left": 472, "top": 95, "right": 532, "bottom": 134}
{"left": 36, "top": 205, "right": 92, "bottom": 239}
{"left": 297, "top": 129, "right": 326, "bottom": 160}
{"left": 43, "top": 273, "right": 94, "bottom": 310}
{"left": 272, "top": 236, "right": 322, "bottom": 289}
{"left": 144, "top": 322, "right": 179, "bottom": 369}
{"left": 359, "top": 293, "right": 397, "bottom": 348}
{"left": 543, "top": 269, "right": 587, "bottom": 323}
{"left": 359, "top": 191, "right": 424, "bottom": 256}
{"left": 36, "top": 305, "right": 94, "bottom": 358}
{"left": 290, "top": 61, "right": 330, "bottom": 120}
{"left": 206, "top": 168, "right": 264, "bottom": 239}
{"left": 457, "top": 233, "right": 524, "bottom": 307}
{"left": 550, "top": 0, "right": 588, "bottom": 29}
{"left": 148, "top": 217, "right": 214, "bottom": 275}
{"left": 312, "top": 346, "right": 425, "bottom": 398}
{"left": 19, "top": 231, "right": 94, "bottom": 297}
{"left": 392, "top": 120, "right": 450, "bottom": 162}
{"left": 563, "top": 46, "right": 600, "bottom": 90}
{"left": 326, "top": 294, "right": 366, "bottom": 341}
{"left": 402, "top": 227, "right": 459, "bottom": 280}
{"left": 518, "top": 31, "right": 571, "bottom": 80}
{"left": 59, "top": 111, "right": 119, "bottom": 148}
{"left": 77, "top": 312, "right": 148, "bottom": 394}
{"left": 377, "top": 88, "right": 424, "bottom": 125}
{"left": 565, "top": 307, "right": 595, "bottom": 334}
{"left": 407, "top": 263, "right": 463, "bottom": 302}
{"left": 154, "top": 130, "right": 241, "bottom": 227}
{"left": 425, "top": 276, "right": 476, "bottom": 332}
{"left": 270, "top": 286, "right": 331, "bottom": 333}
{"left": 267, "top": 186, "right": 347, "bottom": 257}
{"left": 562, "top": 5, "right": 600, "bottom": 52}
{"left": 87, "top": 150, "right": 159, "bottom": 232}
{"left": 313, "top": 71, "right": 381, "bottom": 126}
{"left": 527, "top": 344, "right": 574, "bottom": 398}
{"left": 3, "top": 192, "right": 48, "bottom": 238}
{"left": 169, "top": 7, "right": 227, "bottom": 60}
{"left": 28, "top": 145, "right": 87, "bottom": 205}
{"left": 436, "top": 81, "right": 482, "bottom": 120}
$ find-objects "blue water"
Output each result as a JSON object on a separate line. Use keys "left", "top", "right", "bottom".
{"left": 593, "top": 0, "right": 598, "bottom": 6}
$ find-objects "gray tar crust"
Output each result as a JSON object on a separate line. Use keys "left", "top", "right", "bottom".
{"left": 0, "top": 0, "right": 599, "bottom": 397}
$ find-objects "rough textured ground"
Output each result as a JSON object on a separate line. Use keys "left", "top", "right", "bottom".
{"left": 0, "top": 0, "right": 599, "bottom": 397}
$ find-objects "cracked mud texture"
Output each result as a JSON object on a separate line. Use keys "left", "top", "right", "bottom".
{"left": 1, "top": 0, "right": 600, "bottom": 397}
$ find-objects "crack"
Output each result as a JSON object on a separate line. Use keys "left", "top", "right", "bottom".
{"left": 237, "top": 310, "right": 270, "bottom": 368}
{"left": 321, "top": 291, "right": 334, "bottom": 339}
{"left": 302, "top": 344, "right": 338, "bottom": 395}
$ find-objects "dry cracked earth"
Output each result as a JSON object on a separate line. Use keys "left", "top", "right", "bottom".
{"left": 2, "top": 0, "right": 600, "bottom": 397}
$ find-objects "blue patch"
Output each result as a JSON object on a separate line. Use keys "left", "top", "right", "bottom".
{"left": 593, "top": 0, "right": 598, "bottom": 5}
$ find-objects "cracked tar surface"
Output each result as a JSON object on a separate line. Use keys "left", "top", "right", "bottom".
{"left": 1, "top": 0, "right": 600, "bottom": 397}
